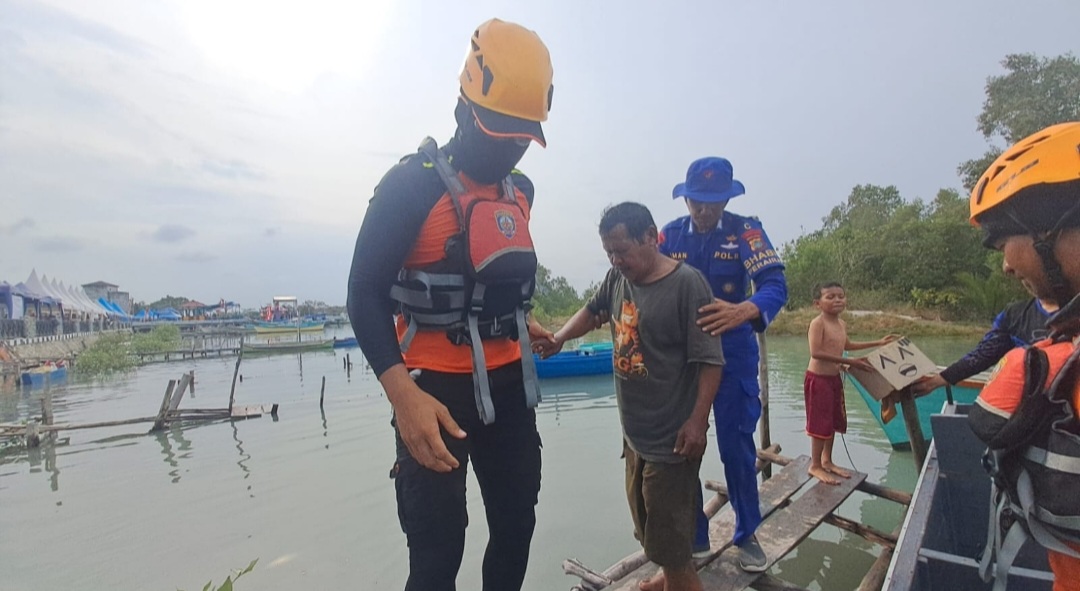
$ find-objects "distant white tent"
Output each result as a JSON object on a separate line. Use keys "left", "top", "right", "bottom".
{"left": 60, "top": 282, "right": 90, "bottom": 314}
{"left": 39, "top": 275, "right": 67, "bottom": 307}
{"left": 70, "top": 285, "right": 104, "bottom": 316}
{"left": 23, "top": 269, "right": 58, "bottom": 304}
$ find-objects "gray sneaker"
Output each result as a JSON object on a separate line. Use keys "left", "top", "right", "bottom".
{"left": 737, "top": 535, "right": 768, "bottom": 572}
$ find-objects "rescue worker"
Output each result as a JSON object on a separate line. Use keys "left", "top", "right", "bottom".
{"left": 346, "top": 19, "right": 555, "bottom": 591}
{"left": 659, "top": 156, "right": 788, "bottom": 571}
{"left": 911, "top": 296, "right": 1055, "bottom": 396}
{"left": 966, "top": 121, "right": 1080, "bottom": 591}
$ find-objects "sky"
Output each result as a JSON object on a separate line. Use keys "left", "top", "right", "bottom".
{"left": 2, "top": 0, "right": 1079, "bottom": 308}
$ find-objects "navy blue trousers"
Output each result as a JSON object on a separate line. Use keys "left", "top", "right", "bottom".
{"left": 696, "top": 376, "right": 762, "bottom": 546}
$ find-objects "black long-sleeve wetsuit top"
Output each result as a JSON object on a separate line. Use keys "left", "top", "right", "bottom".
{"left": 939, "top": 298, "right": 1051, "bottom": 384}
{"left": 346, "top": 138, "right": 535, "bottom": 378}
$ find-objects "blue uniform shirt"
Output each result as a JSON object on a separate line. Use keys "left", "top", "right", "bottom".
{"left": 659, "top": 211, "right": 788, "bottom": 379}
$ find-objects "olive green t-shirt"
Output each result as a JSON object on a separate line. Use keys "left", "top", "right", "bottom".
{"left": 587, "top": 263, "right": 724, "bottom": 462}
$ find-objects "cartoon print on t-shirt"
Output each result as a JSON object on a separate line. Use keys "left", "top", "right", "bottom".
{"left": 613, "top": 300, "right": 648, "bottom": 379}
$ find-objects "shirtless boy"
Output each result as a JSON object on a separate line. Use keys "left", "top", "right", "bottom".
{"left": 805, "top": 282, "right": 897, "bottom": 484}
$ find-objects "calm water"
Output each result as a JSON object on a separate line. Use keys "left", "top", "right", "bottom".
{"left": 0, "top": 331, "right": 978, "bottom": 591}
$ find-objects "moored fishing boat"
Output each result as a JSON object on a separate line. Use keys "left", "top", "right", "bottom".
{"left": 332, "top": 336, "right": 358, "bottom": 348}
{"left": 251, "top": 320, "right": 325, "bottom": 335}
{"left": 534, "top": 342, "right": 613, "bottom": 379}
{"left": 20, "top": 363, "right": 67, "bottom": 387}
{"left": 847, "top": 368, "right": 989, "bottom": 450}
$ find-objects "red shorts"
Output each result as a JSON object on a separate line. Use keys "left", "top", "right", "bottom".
{"left": 804, "top": 371, "right": 847, "bottom": 439}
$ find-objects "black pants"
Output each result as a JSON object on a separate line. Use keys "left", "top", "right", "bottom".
{"left": 391, "top": 362, "right": 542, "bottom": 591}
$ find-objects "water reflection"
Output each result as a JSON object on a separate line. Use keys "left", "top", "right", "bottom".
{"left": 154, "top": 425, "right": 193, "bottom": 484}
{"left": 232, "top": 421, "right": 254, "bottom": 498}
{"left": 773, "top": 535, "right": 878, "bottom": 590}
{"left": 26, "top": 440, "right": 62, "bottom": 492}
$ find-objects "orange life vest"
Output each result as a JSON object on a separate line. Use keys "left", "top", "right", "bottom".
{"left": 389, "top": 137, "right": 541, "bottom": 424}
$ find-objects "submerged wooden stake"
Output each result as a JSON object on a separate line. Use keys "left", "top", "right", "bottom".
{"left": 320, "top": 376, "right": 326, "bottom": 408}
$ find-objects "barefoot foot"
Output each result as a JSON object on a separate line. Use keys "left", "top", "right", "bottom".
{"left": 822, "top": 462, "right": 852, "bottom": 479}
{"left": 809, "top": 466, "right": 840, "bottom": 485}
{"left": 638, "top": 571, "right": 665, "bottom": 591}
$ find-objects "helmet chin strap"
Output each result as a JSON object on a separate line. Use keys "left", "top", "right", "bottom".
{"left": 1006, "top": 201, "right": 1080, "bottom": 310}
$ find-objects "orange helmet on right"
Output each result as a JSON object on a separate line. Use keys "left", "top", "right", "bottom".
{"left": 970, "top": 121, "right": 1080, "bottom": 309}
{"left": 970, "top": 121, "right": 1080, "bottom": 225}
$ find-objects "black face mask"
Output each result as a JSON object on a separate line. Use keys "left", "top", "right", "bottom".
{"left": 452, "top": 116, "right": 529, "bottom": 185}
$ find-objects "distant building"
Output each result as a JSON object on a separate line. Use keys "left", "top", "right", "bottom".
{"left": 113, "top": 291, "right": 133, "bottom": 314}
{"left": 82, "top": 281, "right": 132, "bottom": 314}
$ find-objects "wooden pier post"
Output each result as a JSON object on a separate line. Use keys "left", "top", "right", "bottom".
{"left": 757, "top": 331, "right": 772, "bottom": 480}
{"left": 897, "top": 387, "right": 928, "bottom": 470}
{"left": 320, "top": 376, "right": 326, "bottom": 409}
{"left": 228, "top": 339, "right": 244, "bottom": 413}
{"left": 150, "top": 379, "right": 177, "bottom": 432}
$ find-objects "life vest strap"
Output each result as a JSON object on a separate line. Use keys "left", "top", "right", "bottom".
{"left": 516, "top": 305, "right": 541, "bottom": 410}
{"left": 467, "top": 282, "right": 496, "bottom": 425}
{"left": 1024, "top": 445, "right": 1080, "bottom": 475}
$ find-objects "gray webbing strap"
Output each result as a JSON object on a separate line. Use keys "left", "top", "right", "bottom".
{"left": 501, "top": 175, "right": 516, "bottom": 202}
{"left": 419, "top": 136, "right": 466, "bottom": 203}
{"left": 399, "top": 318, "right": 419, "bottom": 354}
{"left": 1016, "top": 469, "right": 1080, "bottom": 557}
{"left": 389, "top": 284, "right": 467, "bottom": 311}
{"left": 1024, "top": 445, "right": 1080, "bottom": 475}
{"left": 399, "top": 269, "right": 467, "bottom": 288}
{"left": 979, "top": 487, "right": 1005, "bottom": 583}
{"left": 468, "top": 283, "right": 495, "bottom": 425}
{"left": 516, "top": 306, "right": 541, "bottom": 409}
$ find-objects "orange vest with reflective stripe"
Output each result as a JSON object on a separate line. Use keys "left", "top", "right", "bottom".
{"left": 395, "top": 173, "right": 531, "bottom": 374}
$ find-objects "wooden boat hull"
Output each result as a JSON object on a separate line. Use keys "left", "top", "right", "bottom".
{"left": 884, "top": 404, "right": 1053, "bottom": 590}
{"left": 534, "top": 344, "right": 613, "bottom": 379}
{"left": 20, "top": 366, "right": 67, "bottom": 387}
{"left": 847, "top": 371, "right": 986, "bottom": 450}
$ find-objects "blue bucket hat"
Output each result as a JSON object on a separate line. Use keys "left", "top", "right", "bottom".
{"left": 672, "top": 157, "right": 746, "bottom": 203}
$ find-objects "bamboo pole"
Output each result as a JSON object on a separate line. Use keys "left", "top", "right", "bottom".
{"left": 857, "top": 524, "right": 903, "bottom": 591}
{"left": 822, "top": 513, "right": 898, "bottom": 548}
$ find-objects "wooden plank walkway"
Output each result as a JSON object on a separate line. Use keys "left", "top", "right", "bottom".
{"left": 700, "top": 469, "right": 867, "bottom": 591}
{"left": 606, "top": 456, "right": 814, "bottom": 591}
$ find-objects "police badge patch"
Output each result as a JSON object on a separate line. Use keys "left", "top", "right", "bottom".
{"left": 495, "top": 210, "right": 517, "bottom": 239}
{"left": 742, "top": 229, "right": 765, "bottom": 252}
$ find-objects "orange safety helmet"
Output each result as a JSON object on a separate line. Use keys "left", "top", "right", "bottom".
{"left": 459, "top": 19, "right": 553, "bottom": 146}
{"left": 970, "top": 121, "right": 1080, "bottom": 224}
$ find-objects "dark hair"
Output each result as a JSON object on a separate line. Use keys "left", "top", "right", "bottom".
{"left": 813, "top": 281, "right": 843, "bottom": 300}
{"left": 599, "top": 202, "right": 656, "bottom": 242}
